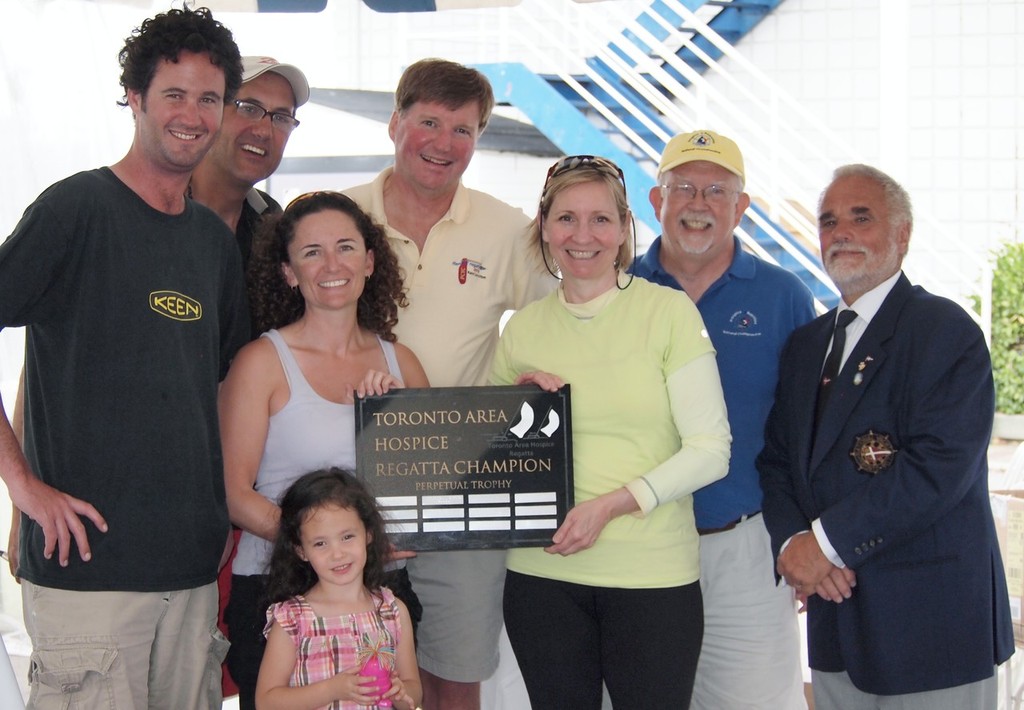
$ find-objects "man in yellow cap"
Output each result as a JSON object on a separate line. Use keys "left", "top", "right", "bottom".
{"left": 632, "top": 129, "right": 814, "bottom": 709}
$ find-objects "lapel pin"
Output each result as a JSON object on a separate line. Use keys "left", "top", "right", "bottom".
{"left": 856, "top": 355, "right": 874, "bottom": 377}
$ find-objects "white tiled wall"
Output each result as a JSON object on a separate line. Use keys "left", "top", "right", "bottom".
{"left": 716, "top": 0, "right": 1023, "bottom": 297}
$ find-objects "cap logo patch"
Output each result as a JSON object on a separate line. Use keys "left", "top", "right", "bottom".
{"left": 691, "top": 132, "right": 715, "bottom": 148}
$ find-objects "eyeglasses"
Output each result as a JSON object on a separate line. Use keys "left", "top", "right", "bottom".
{"left": 660, "top": 182, "right": 737, "bottom": 204}
{"left": 544, "top": 155, "right": 626, "bottom": 198}
{"left": 233, "top": 99, "right": 300, "bottom": 134}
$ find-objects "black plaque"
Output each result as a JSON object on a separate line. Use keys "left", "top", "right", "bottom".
{"left": 354, "top": 385, "right": 573, "bottom": 550}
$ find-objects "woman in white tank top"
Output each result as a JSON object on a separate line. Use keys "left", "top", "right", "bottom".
{"left": 218, "top": 192, "right": 429, "bottom": 709}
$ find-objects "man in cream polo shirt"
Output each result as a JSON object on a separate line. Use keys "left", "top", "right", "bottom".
{"left": 345, "top": 58, "right": 551, "bottom": 710}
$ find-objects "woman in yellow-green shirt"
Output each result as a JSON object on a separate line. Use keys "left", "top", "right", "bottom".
{"left": 491, "top": 155, "right": 731, "bottom": 709}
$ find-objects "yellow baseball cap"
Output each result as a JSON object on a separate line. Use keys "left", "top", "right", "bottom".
{"left": 658, "top": 130, "right": 745, "bottom": 185}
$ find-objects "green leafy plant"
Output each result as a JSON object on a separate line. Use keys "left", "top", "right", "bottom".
{"left": 990, "top": 241, "right": 1024, "bottom": 414}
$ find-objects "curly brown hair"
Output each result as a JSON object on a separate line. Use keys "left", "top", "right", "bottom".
{"left": 247, "top": 191, "right": 407, "bottom": 340}
{"left": 117, "top": 6, "right": 242, "bottom": 107}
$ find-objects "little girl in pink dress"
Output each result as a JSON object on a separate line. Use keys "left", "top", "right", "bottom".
{"left": 255, "top": 468, "right": 421, "bottom": 710}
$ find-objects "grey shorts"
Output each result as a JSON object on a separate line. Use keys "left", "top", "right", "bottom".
{"left": 406, "top": 549, "right": 506, "bottom": 682}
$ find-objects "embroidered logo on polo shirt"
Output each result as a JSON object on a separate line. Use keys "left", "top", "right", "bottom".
{"left": 452, "top": 257, "right": 487, "bottom": 284}
{"left": 150, "top": 291, "right": 203, "bottom": 321}
{"left": 722, "top": 310, "right": 761, "bottom": 337}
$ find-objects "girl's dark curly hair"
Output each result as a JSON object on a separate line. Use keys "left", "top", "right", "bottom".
{"left": 117, "top": 6, "right": 242, "bottom": 107}
{"left": 265, "top": 468, "right": 392, "bottom": 605}
{"left": 247, "top": 191, "right": 407, "bottom": 339}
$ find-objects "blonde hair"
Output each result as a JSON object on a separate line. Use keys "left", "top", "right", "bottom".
{"left": 530, "top": 156, "right": 634, "bottom": 275}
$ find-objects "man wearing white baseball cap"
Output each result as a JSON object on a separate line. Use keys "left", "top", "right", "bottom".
{"left": 190, "top": 56, "right": 309, "bottom": 271}
{"left": 632, "top": 129, "right": 815, "bottom": 709}
{"left": 190, "top": 56, "right": 308, "bottom": 710}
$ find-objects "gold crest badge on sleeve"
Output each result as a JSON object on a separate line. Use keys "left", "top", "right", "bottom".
{"left": 850, "top": 430, "right": 898, "bottom": 474}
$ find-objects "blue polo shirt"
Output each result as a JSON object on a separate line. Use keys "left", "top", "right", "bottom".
{"left": 632, "top": 236, "right": 815, "bottom": 528}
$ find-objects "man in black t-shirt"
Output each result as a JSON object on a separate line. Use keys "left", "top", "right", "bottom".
{"left": 0, "top": 8, "right": 248, "bottom": 709}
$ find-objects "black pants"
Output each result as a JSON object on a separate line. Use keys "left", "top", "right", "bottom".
{"left": 225, "top": 569, "right": 423, "bottom": 710}
{"left": 384, "top": 565, "right": 424, "bottom": 642}
{"left": 504, "top": 571, "right": 703, "bottom": 710}
{"left": 224, "top": 574, "right": 269, "bottom": 710}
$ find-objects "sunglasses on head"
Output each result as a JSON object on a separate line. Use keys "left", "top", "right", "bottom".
{"left": 543, "top": 155, "right": 626, "bottom": 191}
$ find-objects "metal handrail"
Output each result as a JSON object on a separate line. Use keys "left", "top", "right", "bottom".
{"left": 503, "top": 0, "right": 986, "bottom": 325}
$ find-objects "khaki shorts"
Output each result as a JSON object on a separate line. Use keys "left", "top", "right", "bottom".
{"left": 22, "top": 580, "right": 227, "bottom": 710}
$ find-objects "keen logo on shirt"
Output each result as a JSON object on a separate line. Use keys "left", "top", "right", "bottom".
{"left": 149, "top": 291, "right": 203, "bottom": 321}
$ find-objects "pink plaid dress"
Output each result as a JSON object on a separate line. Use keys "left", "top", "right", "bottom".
{"left": 265, "top": 588, "right": 401, "bottom": 710}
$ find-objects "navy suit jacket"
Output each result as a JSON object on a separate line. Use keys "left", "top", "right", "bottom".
{"left": 758, "top": 273, "right": 1014, "bottom": 695}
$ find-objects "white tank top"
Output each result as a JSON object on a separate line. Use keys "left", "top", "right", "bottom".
{"left": 232, "top": 328, "right": 402, "bottom": 575}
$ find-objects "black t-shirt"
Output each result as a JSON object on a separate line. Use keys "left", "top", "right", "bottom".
{"left": 0, "top": 167, "right": 250, "bottom": 591}
{"left": 235, "top": 188, "right": 281, "bottom": 274}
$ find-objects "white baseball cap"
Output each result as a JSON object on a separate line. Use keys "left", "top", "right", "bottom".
{"left": 241, "top": 56, "right": 310, "bottom": 107}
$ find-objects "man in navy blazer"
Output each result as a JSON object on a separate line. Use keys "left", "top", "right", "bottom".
{"left": 758, "top": 164, "right": 1013, "bottom": 708}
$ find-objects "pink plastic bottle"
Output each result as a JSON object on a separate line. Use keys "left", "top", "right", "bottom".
{"left": 359, "top": 654, "right": 392, "bottom": 708}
